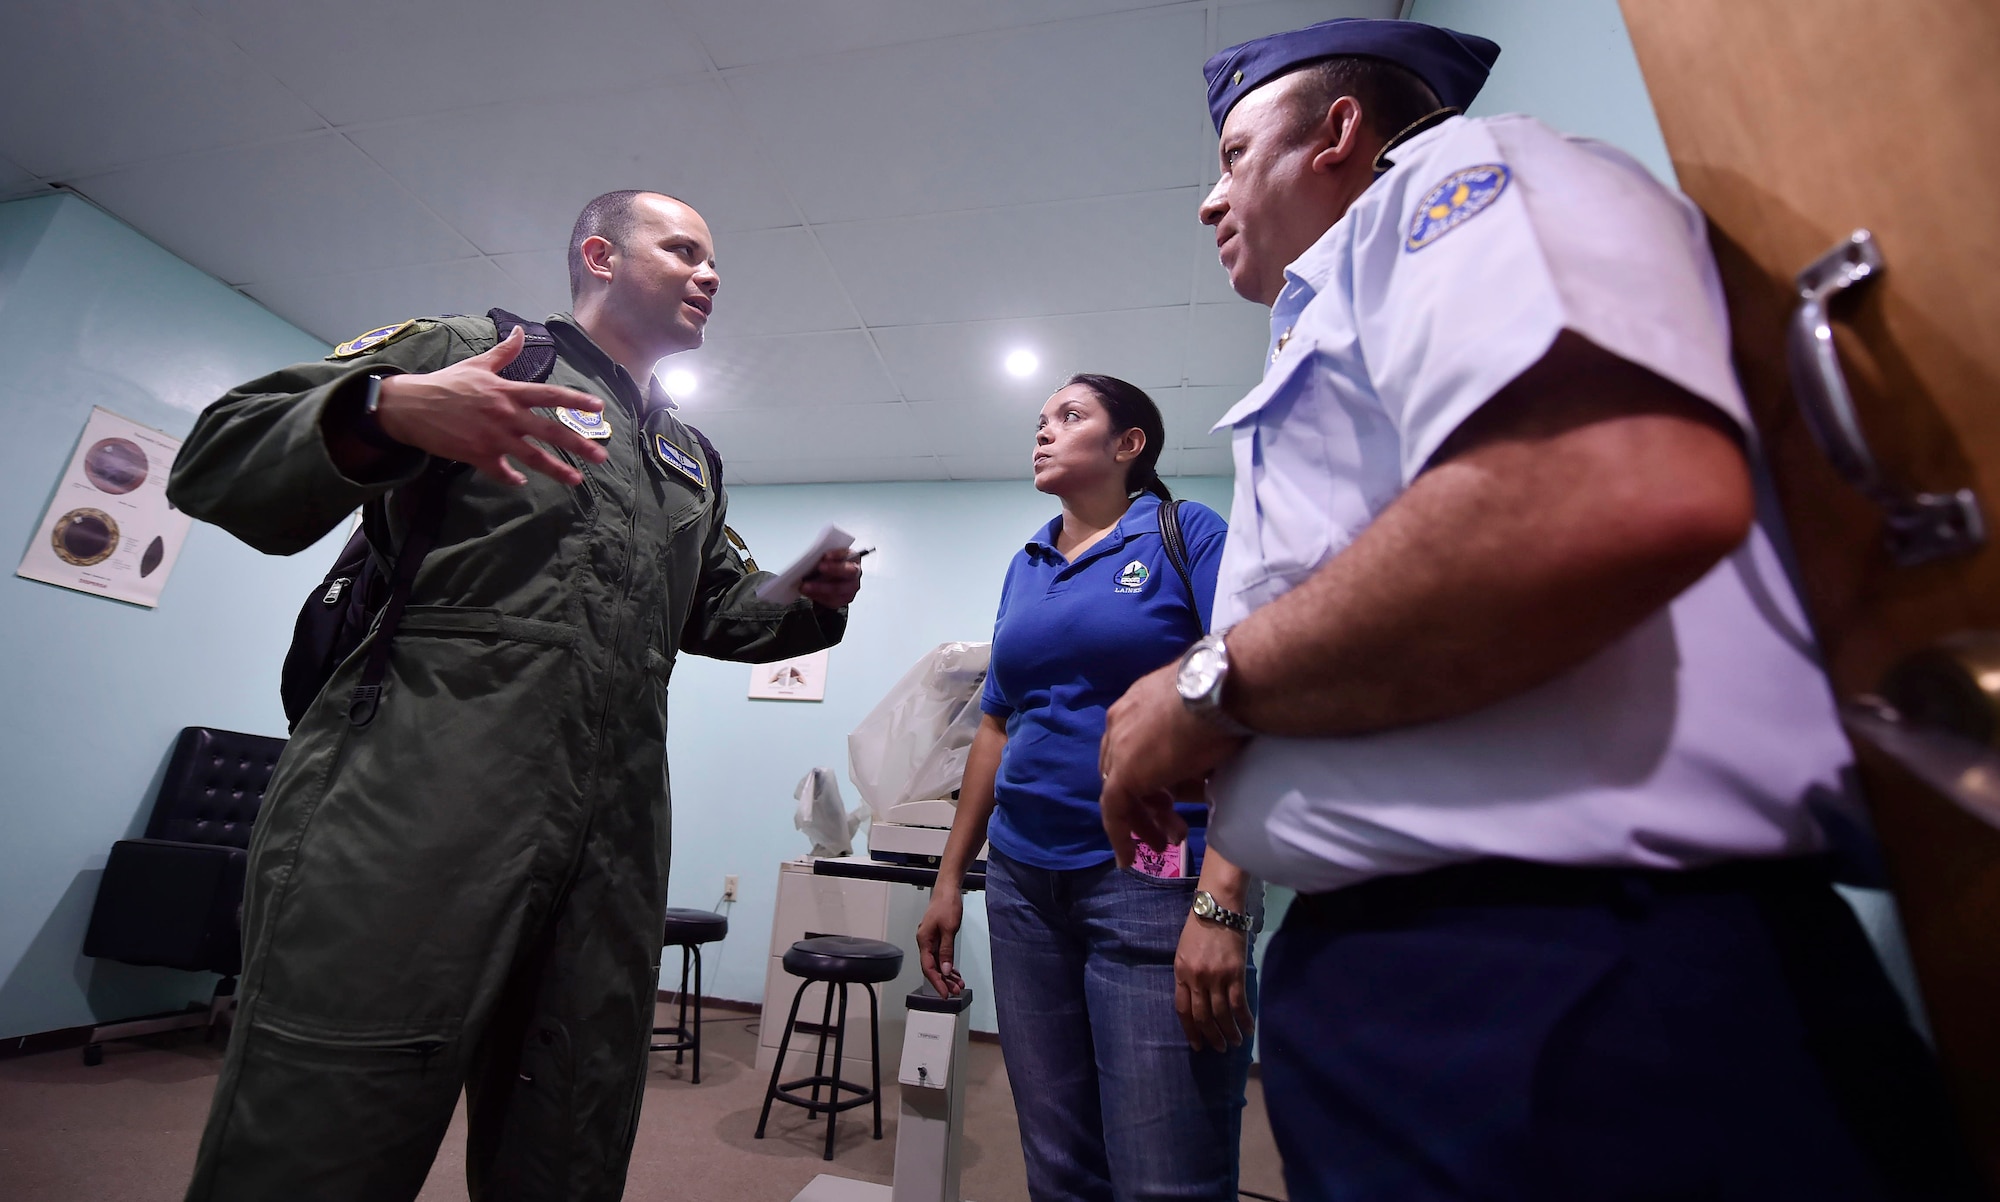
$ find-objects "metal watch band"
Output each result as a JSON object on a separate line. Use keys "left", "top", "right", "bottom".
{"left": 1193, "top": 889, "right": 1255, "bottom": 933}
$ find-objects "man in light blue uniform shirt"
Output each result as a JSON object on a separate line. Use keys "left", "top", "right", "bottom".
{"left": 1096, "top": 18, "right": 1979, "bottom": 1201}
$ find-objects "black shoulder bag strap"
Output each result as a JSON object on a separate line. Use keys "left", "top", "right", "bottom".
{"left": 1157, "top": 498, "right": 1197, "bottom": 604}
{"left": 346, "top": 308, "right": 558, "bottom": 726}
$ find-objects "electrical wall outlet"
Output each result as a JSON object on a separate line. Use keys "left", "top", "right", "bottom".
{"left": 722, "top": 874, "right": 738, "bottom": 902}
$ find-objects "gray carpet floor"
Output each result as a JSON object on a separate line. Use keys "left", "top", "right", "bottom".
{"left": 0, "top": 1002, "right": 1290, "bottom": 1201}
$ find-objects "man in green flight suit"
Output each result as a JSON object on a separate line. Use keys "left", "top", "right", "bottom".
{"left": 167, "top": 190, "right": 863, "bottom": 1201}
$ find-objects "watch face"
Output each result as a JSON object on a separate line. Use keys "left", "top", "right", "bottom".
{"left": 1178, "top": 643, "right": 1226, "bottom": 701}
{"left": 1193, "top": 892, "right": 1216, "bottom": 918}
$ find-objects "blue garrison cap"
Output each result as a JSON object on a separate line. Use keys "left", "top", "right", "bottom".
{"left": 1204, "top": 18, "right": 1502, "bottom": 134}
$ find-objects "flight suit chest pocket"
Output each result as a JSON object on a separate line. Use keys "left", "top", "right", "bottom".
{"left": 641, "top": 426, "right": 712, "bottom": 537}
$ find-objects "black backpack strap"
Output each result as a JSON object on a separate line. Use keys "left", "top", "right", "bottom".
{"left": 1158, "top": 499, "right": 1197, "bottom": 604}
{"left": 486, "top": 307, "right": 558, "bottom": 383}
{"left": 347, "top": 461, "right": 456, "bottom": 727}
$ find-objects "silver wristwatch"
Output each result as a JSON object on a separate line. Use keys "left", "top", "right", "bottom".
{"left": 1176, "top": 632, "right": 1252, "bottom": 736}
{"left": 1192, "top": 890, "right": 1254, "bottom": 933}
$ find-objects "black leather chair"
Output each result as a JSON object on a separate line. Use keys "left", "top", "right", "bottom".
{"left": 79, "top": 726, "right": 286, "bottom": 1064}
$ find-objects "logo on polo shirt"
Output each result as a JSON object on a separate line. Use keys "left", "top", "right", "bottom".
{"left": 1115, "top": 560, "right": 1150, "bottom": 593}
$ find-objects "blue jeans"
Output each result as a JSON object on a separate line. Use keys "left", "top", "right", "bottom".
{"left": 986, "top": 847, "right": 1257, "bottom": 1202}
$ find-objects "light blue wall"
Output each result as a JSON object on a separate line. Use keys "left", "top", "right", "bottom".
{"left": 664, "top": 475, "right": 1235, "bottom": 1033}
{"left": 0, "top": 194, "right": 339, "bottom": 1041}
{"left": 1408, "top": 0, "right": 1677, "bottom": 184}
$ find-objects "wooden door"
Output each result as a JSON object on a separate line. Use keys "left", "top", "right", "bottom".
{"left": 1620, "top": 0, "right": 2000, "bottom": 1183}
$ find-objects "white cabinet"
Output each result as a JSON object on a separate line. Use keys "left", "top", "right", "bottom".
{"left": 756, "top": 859, "right": 930, "bottom": 1082}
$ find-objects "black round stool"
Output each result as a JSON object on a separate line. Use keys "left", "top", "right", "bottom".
{"left": 755, "top": 935, "right": 904, "bottom": 1161}
{"left": 652, "top": 908, "right": 728, "bottom": 1083}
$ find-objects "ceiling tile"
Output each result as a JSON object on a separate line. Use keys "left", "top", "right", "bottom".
{"left": 818, "top": 188, "right": 1200, "bottom": 328}
{"left": 703, "top": 226, "right": 862, "bottom": 337}
{"left": 1175, "top": 446, "right": 1235, "bottom": 477}
{"left": 671, "top": 402, "right": 930, "bottom": 462}
{"left": 874, "top": 306, "right": 1193, "bottom": 404}
{"left": 1164, "top": 384, "right": 1248, "bottom": 448}
{"left": 191, "top": 0, "right": 712, "bottom": 126}
{"left": 0, "top": 156, "right": 40, "bottom": 201}
{"left": 674, "top": 0, "right": 1184, "bottom": 69}
{"left": 1182, "top": 302, "right": 1273, "bottom": 387}
{"left": 1216, "top": 0, "right": 1402, "bottom": 50}
{"left": 490, "top": 250, "right": 574, "bottom": 322}
{"left": 938, "top": 453, "right": 1033, "bottom": 482}
{"left": 908, "top": 401, "right": 1043, "bottom": 468}
{"left": 0, "top": 1, "right": 326, "bottom": 179}
{"left": 726, "top": 7, "right": 1209, "bottom": 223}
{"left": 73, "top": 133, "right": 478, "bottom": 285}
{"left": 349, "top": 81, "right": 798, "bottom": 253}
{"left": 663, "top": 331, "right": 900, "bottom": 411}
{"left": 734, "top": 456, "right": 949, "bottom": 485}
{"left": 239, "top": 258, "right": 522, "bottom": 345}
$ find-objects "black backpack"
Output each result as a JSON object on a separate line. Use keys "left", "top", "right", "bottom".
{"left": 278, "top": 309, "right": 556, "bottom": 731}
{"left": 1157, "top": 498, "right": 1196, "bottom": 603}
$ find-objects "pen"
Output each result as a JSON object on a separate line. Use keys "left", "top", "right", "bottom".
{"left": 849, "top": 547, "right": 876, "bottom": 561}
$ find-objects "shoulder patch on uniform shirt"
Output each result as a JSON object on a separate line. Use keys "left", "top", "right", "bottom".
{"left": 654, "top": 433, "right": 708, "bottom": 489}
{"left": 1405, "top": 164, "right": 1510, "bottom": 252}
{"left": 328, "top": 319, "right": 426, "bottom": 359}
{"left": 556, "top": 406, "right": 612, "bottom": 440}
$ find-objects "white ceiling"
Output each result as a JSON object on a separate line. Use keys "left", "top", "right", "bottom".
{"left": 0, "top": 0, "right": 1393, "bottom": 484}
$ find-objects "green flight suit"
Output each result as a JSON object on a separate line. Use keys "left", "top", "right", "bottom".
{"left": 166, "top": 314, "right": 843, "bottom": 1202}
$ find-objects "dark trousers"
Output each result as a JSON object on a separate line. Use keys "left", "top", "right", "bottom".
{"left": 1258, "top": 858, "right": 1983, "bottom": 1202}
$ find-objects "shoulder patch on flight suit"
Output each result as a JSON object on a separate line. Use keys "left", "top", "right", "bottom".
{"left": 1405, "top": 164, "right": 1509, "bottom": 252}
{"left": 654, "top": 433, "right": 708, "bottom": 489}
{"left": 328, "top": 319, "right": 428, "bottom": 359}
{"left": 557, "top": 407, "right": 612, "bottom": 440}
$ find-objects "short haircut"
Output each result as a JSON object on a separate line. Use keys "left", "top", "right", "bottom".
{"left": 1280, "top": 55, "right": 1442, "bottom": 145}
{"left": 567, "top": 189, "right": 686, "bottom": 298}
{"left": 1062, "top": 373, "right": 1173, "bottom": 501}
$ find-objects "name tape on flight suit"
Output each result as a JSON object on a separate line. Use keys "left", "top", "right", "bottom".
{"left": 654, "top": 434, "right": 708, "bottom": 489}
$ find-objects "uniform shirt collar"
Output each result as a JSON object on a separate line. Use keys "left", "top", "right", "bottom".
{"left": 1023, "top": 493, "right": 1162, "bottom": 564}
{"left": 1278, "top": 114, "right": 1465, "bottom": 302}
{"left": 546, "top": 313, "right": 676, "bottom": 414}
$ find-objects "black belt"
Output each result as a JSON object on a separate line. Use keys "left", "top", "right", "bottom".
{"left": 1288, "top": 855, "right": 1834, "bottom": 928}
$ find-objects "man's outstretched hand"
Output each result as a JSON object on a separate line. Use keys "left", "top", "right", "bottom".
{"left": 371, "top": 325, "right": 612, "bottom": 487}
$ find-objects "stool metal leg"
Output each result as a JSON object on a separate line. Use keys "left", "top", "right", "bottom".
{"left": 690, "top": 943, "right": 704, "bottom": 1084}
{"left": 824, "top": 981, "right": 850, "bottom": 1161}
{"left": 674, "top": 945, "right": 693, "bottom": 1066}
{"left": 809, "top": 981, "right": 837, "bottom": 1105}
{"left": 756, "top": 978, "right": 812, "bottom": 1139}
{"left": 866, "top": 981, "right": 883, "bottom": 1139}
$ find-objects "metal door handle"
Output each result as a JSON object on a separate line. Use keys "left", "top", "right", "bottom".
{"left": 1788, "top": 229, "right": 1984, "bottom": 566}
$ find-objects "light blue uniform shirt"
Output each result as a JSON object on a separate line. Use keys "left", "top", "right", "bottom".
{"left": 1206, "top": 114, "right": 1859, "bottom": 894}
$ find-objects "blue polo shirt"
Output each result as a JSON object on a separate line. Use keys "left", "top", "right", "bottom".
{"left": 980, "top": 494, "right": 1228, "bottom": 871}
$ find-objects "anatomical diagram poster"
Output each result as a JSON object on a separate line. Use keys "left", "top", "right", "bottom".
{"left": 17, "top": 407, "right": 193, "bottom": 608}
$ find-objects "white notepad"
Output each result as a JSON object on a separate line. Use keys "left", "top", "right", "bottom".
{"left": 754, "top": 523, "right": 855, "bottom": 603}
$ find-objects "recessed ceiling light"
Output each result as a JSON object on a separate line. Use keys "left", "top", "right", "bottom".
{"left": 663, "top": 368, "right": 698, "bottom": 395}
{"left": 1004, "top": 349, "right": 1039, "bottom": 378}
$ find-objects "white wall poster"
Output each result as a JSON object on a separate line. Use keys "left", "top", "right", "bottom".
{"left": 17, "top": 407, "right": 193, "bottom": 608}
{"left": 749, "top": 649, "right": 830, "bottom": 702}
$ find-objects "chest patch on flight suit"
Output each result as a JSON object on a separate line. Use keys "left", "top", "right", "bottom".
{"left": 556, "top": 407, "right": 612, "bottom": 440}
{"left": 328, "top": 319, "right": 425, "bottom": 359}
{"left": 1406, "top": 164, "right": 1510, "bottom": 252}
{"left": 1115, "top": 560, "right": 1150, "bottom": 593}
{"left": 654, "top": 433, "right": 708, "bottom": 489}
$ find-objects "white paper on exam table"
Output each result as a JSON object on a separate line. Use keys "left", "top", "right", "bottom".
{"left": 754, "top": 523, "right": 854, "bottom": 603}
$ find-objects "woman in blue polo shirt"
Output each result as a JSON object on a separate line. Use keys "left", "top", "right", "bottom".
{"left": 916, "top": 373, "right": 1258, "bottom": 1202}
